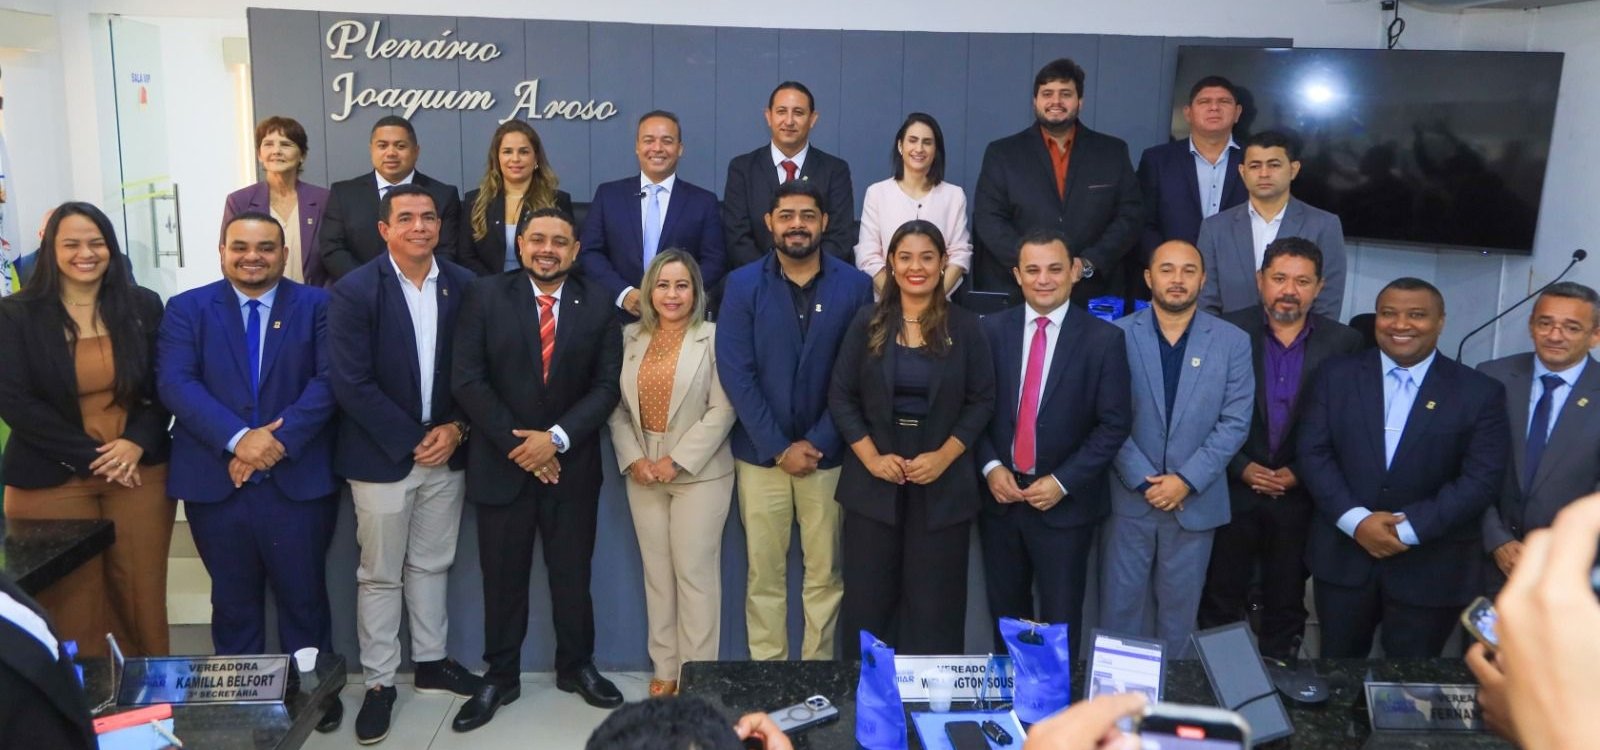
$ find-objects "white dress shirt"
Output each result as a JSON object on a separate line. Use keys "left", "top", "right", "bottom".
{"left": 226, "top": 283, "right": 279, "bottom": 453}
{"left": 1335, "top": 350, "right": 1436, "bottom": 547}
{"left": 375, "top": 170, "right": 416, "bottom": 198}
{"left": 770, "top": 142, "right": 810, "bottom": 183}
{"left": 528, "top": 277, "right": 572, "bottom": 453}
{"left": 1247, "top": 200, "right": 1285, "bottom": 273}
{"left": 390, "top": 256, "right": 441, "bottom": 423}
{"left": 617, "top": 172, "right": 678, "bottom": 308}
{"left": 981, "top": 302, "right": 1070, "bottom": 494}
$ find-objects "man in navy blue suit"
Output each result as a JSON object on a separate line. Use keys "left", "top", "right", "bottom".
{"left": 1135, "top": 76, "right": 1246, "bottom": 287}
{"left": 579, "top": 110, "right": 726, "bottom": 317}
{"left": 156, "top": 212, "right": 342, "bottom": 729}
{"left": 976, "top": 230, "right": 1131, "bottom": 652}
{"left": 1297, "top": 278, "right": 1509, "bottom": 657}
{"left": 328, "top": 185, "right": 481, "bottom": 743}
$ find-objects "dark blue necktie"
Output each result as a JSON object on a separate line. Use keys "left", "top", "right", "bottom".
{"left": 1524, "top": 373, "right": 1564, "bottom": 490}
{"left": 246, "top": 299, "right": 262, "bottom": 424}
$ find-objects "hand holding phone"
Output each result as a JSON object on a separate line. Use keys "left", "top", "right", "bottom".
{"left": 1460, "top": 596, "right": 1499, "bottom": 650}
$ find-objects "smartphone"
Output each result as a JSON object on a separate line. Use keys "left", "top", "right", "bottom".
{"left": 767, "top": 695, "right": 839, "bottom": 735}
{"left": 945, "top": 720, "right": 991, "bottom": 750}
{"left": 1460, "top": 595, "right": 1499, "bottom": 650}
{"left": 1136, "top": 703, "right": 1250, "bottom": 749}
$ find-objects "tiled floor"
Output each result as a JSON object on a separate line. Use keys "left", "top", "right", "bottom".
{"left": 301, "top": 672, "right": 654, "bottom": 749}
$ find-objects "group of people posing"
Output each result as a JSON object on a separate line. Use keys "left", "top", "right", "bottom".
{"left": 2, "top": 56, "right": 1593, "bottom": 747}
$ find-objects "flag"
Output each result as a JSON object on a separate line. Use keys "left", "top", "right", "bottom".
{"left": 0, "top": 130, "right": 18, "bottom": 297}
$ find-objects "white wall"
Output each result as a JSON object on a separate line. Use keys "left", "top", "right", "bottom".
{"left": 3, "top": 0, "right": 1597, "bottom": 361}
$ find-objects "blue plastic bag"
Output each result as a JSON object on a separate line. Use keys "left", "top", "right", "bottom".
{"left": 855, "top": 630, "right": 908, "bottom": 749}
{"left": 1000, "top": 617, "right": 1072, "bottom": 724}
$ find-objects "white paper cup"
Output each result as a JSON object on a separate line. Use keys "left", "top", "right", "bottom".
{"left": 294, "top": 646, "right": 319, "bottom": 672}
{"left": 922, "top": 669, "right": 956, "bottom": 712}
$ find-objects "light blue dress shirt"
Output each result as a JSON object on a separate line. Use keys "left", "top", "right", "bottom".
{"left": 1529, "top": 356, "right": 1586, "bottom": 437}
{"left": 1191, "top": 137, "right": 1238, "bottom": 219}
{"left": 1335, "top": 350, "right": 1437, "bottom": 547}
{"left": 226, "top": 284, "right": 278, "bottom": 453}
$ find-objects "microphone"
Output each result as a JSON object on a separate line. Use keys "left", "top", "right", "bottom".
{"left": 636, "top": 189, "right": 649, "bottom": 199}
{"left": 1455, "top": 248, "right": 1586, "bottom": 363}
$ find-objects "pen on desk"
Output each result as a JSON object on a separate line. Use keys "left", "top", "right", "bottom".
{"left": 150, "top": 719, "right": 184, "bottom": 748}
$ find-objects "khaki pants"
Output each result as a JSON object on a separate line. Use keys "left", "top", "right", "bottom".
{"left": 736, "top": 461, "right": 842, "bottom": 661}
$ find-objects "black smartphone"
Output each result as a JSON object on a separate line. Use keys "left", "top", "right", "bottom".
{"left": 945, "top": 720, "right": 991, "bottom": 750}
{"left": 1136, "top": 703, "right": 1250, "bottom": 749}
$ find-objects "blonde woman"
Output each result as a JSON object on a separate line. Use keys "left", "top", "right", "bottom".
{"left": 462, "top": 120, "right": 574, "bottom": 275}
{"left": 607, "top": 250, "right": 736, "bottom": 696}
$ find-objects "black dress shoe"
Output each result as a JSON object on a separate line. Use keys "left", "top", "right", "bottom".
{"left": 315, "top": 692, "right": 345, "bottom": 733}
{"left": 556, "top": 664, "right": 623, "bottom": 708}
{"left": 452, "top": 681, "right": 521, "bottom": 733}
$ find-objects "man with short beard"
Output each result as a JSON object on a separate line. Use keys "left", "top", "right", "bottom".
{"left": 1197, "top": 237, "right": 1363, "bottom": 659}
{"left": 716, "top": 180, "right": 872, "bottom": 661}
{"left": 973, "top": 57, "right": 1142, "bottom": 305}
{"left": 1102, "top": 240, "right": 1252, "bottom": 656}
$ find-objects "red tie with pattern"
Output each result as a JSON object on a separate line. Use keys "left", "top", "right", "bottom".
{"left": 1014, "top": 317, "right": 1049, "bottom": 474}
{"left": 781, "top": 159, "right": 798, "bottom": 183}
{"left": 537, "top": 294, "right": 557, "bottom": 383}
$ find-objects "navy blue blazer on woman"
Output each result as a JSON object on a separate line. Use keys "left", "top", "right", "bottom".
{"left": 157, "top": 279, "right": 337, "bottom": 503}
{"left": 578, "top": 175, "right": 727, "bottom": 304}
{"left": 1135, "top": 139, "right": 1245, "bottom": 263}
{"left": 328, "top": 255, "right": 475, "bottom": 482}
{"left": 716, "top": 252, "right": 873, "bottom": 468}
{"left": 1296, "top": 349, "right": 1509, "bottom": 607}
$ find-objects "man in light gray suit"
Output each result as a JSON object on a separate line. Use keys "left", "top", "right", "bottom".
{"left": 1197, "top": 130, "right": 1346, "bottom": 319}
{"left": 1479, "top": 281, "right": 1600, "bottom": 591}
{"left": 1103, "top": 240, "right": 1253, "bottom": 656}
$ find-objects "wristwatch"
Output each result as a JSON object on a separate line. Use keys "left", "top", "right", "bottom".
{"left": 1079, "top": 258, "right": 1096, "bottom": 279}
{"left": 451, "top": 420, "right": 470, "bottom": 445}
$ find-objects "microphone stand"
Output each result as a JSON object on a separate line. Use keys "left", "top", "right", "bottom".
{"left": 1454, "top": 250, "right": 1587, "bottom": 363}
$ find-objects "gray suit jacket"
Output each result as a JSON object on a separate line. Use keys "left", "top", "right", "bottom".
{"left": 1196, "top": 197, "right": 1347, "bottom": 320}
{"left": 1111, "top": 309, "right": 1254, "bottom": 531}
{"left": 1478, "top": 353, "right": 1600, "bottom": 551}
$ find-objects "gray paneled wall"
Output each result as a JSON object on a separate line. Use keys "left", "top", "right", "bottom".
{"left": 248, "top": 8, "right": 1282, "bottom": 671}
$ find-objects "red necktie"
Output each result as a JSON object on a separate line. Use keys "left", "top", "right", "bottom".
{"left": 537, "top": 294, "right": 557, "bottom": 383}
{"left": 781, "top": 159, "right": 798, "bottom": 183}
{"left": 1014, "top": 317, "right": 1049, "bottom": 474}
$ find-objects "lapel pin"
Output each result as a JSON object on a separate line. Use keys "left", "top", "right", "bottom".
{"left": 1190, "top": 357, "right": 1201, "bottom": 368}
{"left": 306, "top": 218, "right": 313, "bottom": 225}
{"left": 1580, "top": 397, "right": 1590, "bottom": 407}
{"left": 442, "top": 287, "right": 449, "bottom": 296}
{"left": 1425, "top": 401, "right": 1436, "bottom": 410}
{"left": 814, "top": 303, "right": 823, "bottom": 313}
{"left": 272, "top": 321, "right": 281, "bottom": 330}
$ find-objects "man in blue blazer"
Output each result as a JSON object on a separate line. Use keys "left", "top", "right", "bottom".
{"left": 328, "top": 185, "right": 480, "bottom": 743}
{"left": 976, "top": 230, "right": 1131, "bottom": 652}
{"left": 579, "top": 110, "right": 726, "bottom": 317}
{"left": 1103, "top": 240, "right": 1253, "bottom": 656}
{"left": 1198, "top": 130, "right": 1347, "bottom": 319}
{"left": 1298, "top": 277, "right": 1508, "bottom": 657}
{"left": 156, "top": 212, "right": 342, "bottom": 727}
{"left": 1136, "top": 76, "right": 1246, "bottom": 282}
{"left": 717, "top": 179, "right": 872, "bottom": 661}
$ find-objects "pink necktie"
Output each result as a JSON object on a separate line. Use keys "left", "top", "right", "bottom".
{"left": 1015, "top": 317, "right": 1048, "bottom": 474}
{"left": 781, "top": 160, "right": 798, "bottom": 183}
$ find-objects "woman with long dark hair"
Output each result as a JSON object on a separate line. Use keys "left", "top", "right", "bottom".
{"left": 0, "top": 202, "right": 174, "bottom": 656}
{"left": 462, "top": 120, "right": 575, "bottom": 275}
{"left": 829, "top": 220, "right": 995, "bottom": 654}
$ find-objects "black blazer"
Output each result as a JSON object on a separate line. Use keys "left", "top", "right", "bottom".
{"left": 1219, "top": 309, "right": 1364, "bottom": 515}
{"left": 721, "top": 144, "right": 855, "bottom": 269}
{"left": 829, "top": 306, "right": 995, "bottom": 530}
{"left": 319, "top": 170, "right": 467, "bottom": 280}
{"left": 0, "top": 575, "right": 95, "bottom": 750}
{"left": 1297, "top": 350, "right": 1510, "bottom": 607}
{"left": 1136, "top": 138, "right": 1246, "bottom": 264}
{"left": 459, "top": 188, "right": 575, "bottom": 277}
{"left": 0, "top": 288, "right": 170, "bottom": 488}
{"left": 972, "top": 124, "right": 1142, "bottom": 303}
{"left": 451, "top": 271, "right": 622, "bottom": 505}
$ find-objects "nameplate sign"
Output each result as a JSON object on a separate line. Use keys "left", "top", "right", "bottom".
{"left": 894, "top": 655, "right": 1013, "bottom": 702}
{"left": 1365, "top": 682, "right": 1485, "bottom": 733}
{"left": 117, "top": 655, "right": 289, "bottom": 705}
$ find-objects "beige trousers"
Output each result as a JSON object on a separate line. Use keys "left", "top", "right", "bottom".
{"left": 735, "top": 461, "right": 842, "bottom": 661}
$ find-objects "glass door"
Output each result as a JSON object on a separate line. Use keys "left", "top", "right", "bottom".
{"left": 106, "top": 16, "right": 181, "bottom": 299}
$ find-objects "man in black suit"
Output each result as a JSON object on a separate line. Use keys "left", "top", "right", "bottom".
{"left": 1297, "top": 278, "right": 1509, "bottom": 657}
{"left": 1479, "top": 282, "right": 1600, "bottom": 591}
{"left": 1197, "top": 237, "right": 1363, "bottom": 659}
{"left": 450, "top": 207, "right": 624, "bottom": 731}
{"left": 1136, "top": 76, "right": 1246, "bottom": 285}
{"left": 973, "top": 58, "right": 1142, "bottom": 305}
{"left": 975, "top": 230, "right": 1131, "bottom": 651}
{"left": 320, "top": 115, "right": 466, "bottom": 280}
{"left": 722, "top": 81, "right": 854, "bottom": 269}
{"left": 0, "top": 574, "right": 94, "bottom": 750}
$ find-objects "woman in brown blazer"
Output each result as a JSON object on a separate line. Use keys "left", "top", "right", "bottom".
{"left": 0, "top": 202, "right": 174, "bottom": 656}
{"left": 607, "top": 250, "right": 736, "bottom": 697}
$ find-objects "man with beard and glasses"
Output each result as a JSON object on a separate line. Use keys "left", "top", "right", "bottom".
{"left": 1197, "top": 237, "right": 1362, "bottom": 659}
{"left": 451, "top": 207, "right": 624, "bottom": 731}
{"left": 973, "top": 57, "right": 1142, "bottom": 305}
{"left": 1102, "top": 240, "right": 1252, "bottom": 656}
{"left": 716, "top": 180, "right": 872, "bottom": 661}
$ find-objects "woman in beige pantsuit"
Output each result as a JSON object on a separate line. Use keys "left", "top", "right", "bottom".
{"left": 607, "top": 250, "right": 736, "bottom": 697}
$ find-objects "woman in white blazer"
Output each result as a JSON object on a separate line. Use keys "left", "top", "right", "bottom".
{"left": 607, "top": 250, "right": 736, "bottom": 697}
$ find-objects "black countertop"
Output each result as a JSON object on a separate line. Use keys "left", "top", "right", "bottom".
{"left": 680, "top": 658, "right": 1513, "bottom": 749}
{"left": 0, "top": 517, "right": 115, "bottom": 594}
{"left": 83, "top": 653, "right": 347, "bottom": 750}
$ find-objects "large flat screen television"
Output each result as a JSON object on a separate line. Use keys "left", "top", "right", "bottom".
{"left": 1173, "top": 47, "right": 1563, "bottom": 255}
